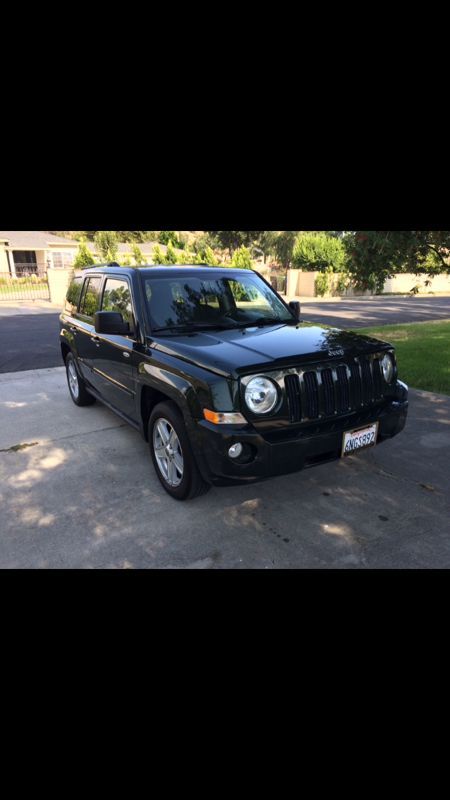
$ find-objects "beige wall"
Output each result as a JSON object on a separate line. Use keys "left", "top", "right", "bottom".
{"left": 384, "top": 273, "right": 450, "bottom": 293}
{"left": 35, "top": 250, "right": 47, "bottom": 275}
{"left": 47, "top": 268, "right": 74, "bottom": 306}
{"left": 0, "top": 244, "right": 9, "bottom": 273}
{"left": 285, "top": 269, "right": 450, "bottom": 298}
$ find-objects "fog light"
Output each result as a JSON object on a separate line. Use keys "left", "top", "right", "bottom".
{"left": 228, "top": 443, "right": 244, "bottom": 459}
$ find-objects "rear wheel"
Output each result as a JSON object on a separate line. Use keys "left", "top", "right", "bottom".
{"left": 149, "top": 401, "right": 210, "bottom": 500}
{"left": 65, "top": 352, "right": 96, "bottom": 407}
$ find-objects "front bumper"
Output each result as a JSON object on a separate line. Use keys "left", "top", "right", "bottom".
{"left": 190, "top": 381, "right": 409, "bottom": 486}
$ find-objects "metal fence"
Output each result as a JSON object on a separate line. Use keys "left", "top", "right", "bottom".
{"left": 0, "top": 271, "right": 50, "bottom": 301}
{"left": 13, "top": 263, "right": 47, "bottom": 278}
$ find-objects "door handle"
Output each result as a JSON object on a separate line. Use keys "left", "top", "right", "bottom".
{"left": 69, "top": 326, "right": 78, "bottom": 334}
{"left": 90, "top": 335, "right": 101, "bottom": 345}
{"left": 122, "top": 352, "right": 130, "bottom": 359}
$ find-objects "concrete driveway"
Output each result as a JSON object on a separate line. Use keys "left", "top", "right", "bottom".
{"left": 1, "top": 366, "right": 449, "bottom": 569}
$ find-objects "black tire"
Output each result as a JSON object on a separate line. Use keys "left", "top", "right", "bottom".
{"left": 149, "top": 401, "right": 211, "bottom": 501}
{"left": 65, "top": 352, "right": 96, "bottom": 407}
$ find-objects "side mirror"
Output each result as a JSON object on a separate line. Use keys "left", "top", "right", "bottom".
{"left": 94, "top": 311, "right": 130, "bottom": 335}
{"left": 289, "top": 301, "right": 301, "bottom": 322}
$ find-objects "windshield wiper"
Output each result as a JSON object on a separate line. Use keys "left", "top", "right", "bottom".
{"left": 241, "top": 317, "right": 288, "bottom": 328}
{"left": 152, "top": 322, "right": 243, "bottom": 334}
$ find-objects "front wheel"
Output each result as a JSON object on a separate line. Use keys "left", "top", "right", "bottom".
{"left": 149, "top": 401, "right": 210, "bottom": 501}
{"left": 65, "top": 352, "right": 96, "bottom": 407}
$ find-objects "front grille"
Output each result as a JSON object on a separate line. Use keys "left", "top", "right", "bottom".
{"left": 284, "top": 355, "right": 385, "bottom": 423}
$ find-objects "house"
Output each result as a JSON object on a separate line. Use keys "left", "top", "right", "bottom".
{"left": 0, "top": 231, "right": 80, "bottom": 277}
{"left": 0, "top": 232, "right": 167, "bottom": 276}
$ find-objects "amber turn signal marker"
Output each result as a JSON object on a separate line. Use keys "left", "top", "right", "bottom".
{"left": 203, "top": 409, "right": 247, "bottom": 425}
{"left": 203, "top": 408, "right": 221, "bottom": 424}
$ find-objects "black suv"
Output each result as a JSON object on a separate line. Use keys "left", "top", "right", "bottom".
{"left": 59, "top": 266, "right": 408, "bottom": 500}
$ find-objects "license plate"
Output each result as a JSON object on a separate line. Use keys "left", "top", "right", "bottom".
{"left": 342, "top": 422, "right": 379, "bottom": 457}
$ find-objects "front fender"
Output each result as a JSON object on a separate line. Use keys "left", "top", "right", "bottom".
{"left": 137, "top": 359, "right": 205, "bottom": 428}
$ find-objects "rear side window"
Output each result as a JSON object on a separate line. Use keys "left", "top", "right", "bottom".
{"left": 79, "top": 277, "right": 102, "bottom": 320}
{"left": 65, "top": 277, "right": 83, "bottom": 313}
{"left": 102, "top": 278, "right": 134, "bottom": 327}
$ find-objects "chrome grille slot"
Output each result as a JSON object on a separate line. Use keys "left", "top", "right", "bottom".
{"left": 321, "top": 368, "right": 336, "bottom": 416}
{"left": 372, "top": 358, "right": 383, "bottom": 399}
{"left": 284, "top": 373, "right": 302, "bottom": 422}
{"left": 303, "top": 371, "right": 319, "bottom": 419}
{"left": 349, "top": 362, "right": 362, "bottom": 408}
{"left": 360, "top": 358, "right": 374, "bottom": 404}
{"left": 336, "top": 365, "right": 350, "bottom": 412}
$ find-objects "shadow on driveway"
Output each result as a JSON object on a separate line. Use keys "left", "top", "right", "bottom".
{"left": 0, "top": 367, "right": 449, "bottom": 568}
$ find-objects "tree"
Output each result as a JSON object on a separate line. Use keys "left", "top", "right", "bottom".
{"left": 345, "top": 231, "right": 450, "bottom": 293}
{"left": 132, "top": 244, "right": 145, "bottom": 265}
{"left": 73, "top": 237, "right": 95, "bottom": 270}
{"left": 231, "top": 247, "right": 253, "bottom": 270}
{"left": 207, "top": 231, "right": 261, "bottom": 256}
{"left": 255, "top": 231, "right": 279, "bottom": 263}
{"left": 292, "top": 232, "right": 347, "bottom": 272}
{"left": 273, "top": 231, "right": 301, "bottom": 268}
{"left": 159, "top": 231, "right": 179, "bottom": 247}
{"left": 94, "top": 231, "right": 119, "bottom": 262}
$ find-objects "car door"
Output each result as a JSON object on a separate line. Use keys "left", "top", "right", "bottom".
{"left": 74, "top": 275, "right": 104, "bottom": 388}
{"left": 88, "top": 276, "right": 138, "bottom": 421}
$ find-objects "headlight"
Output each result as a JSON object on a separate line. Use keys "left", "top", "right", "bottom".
{"left": 245, "top": 376, "right": 278, "bottom": 415}
{"left": 381, "top": 353, "right": 394, "bottom": 383}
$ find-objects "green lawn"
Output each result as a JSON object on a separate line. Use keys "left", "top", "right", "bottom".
{"left": 352, "top": 320, "right": 450, "bottom": 395}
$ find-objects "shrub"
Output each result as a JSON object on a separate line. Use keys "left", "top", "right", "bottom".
{"left": 152, "top": 245, "right": 166, "bottom": 265}
{"left": 292, "top": 232, "right": 347, "bottom": 272}
{"left": 191, "top": 245, "right": 219, "bottom": 266}
{"left": 336, "top": 271, "right": 351, "bottom": 295}
{"left": 165, "top": 242, "right": 178, "bottom": 265}
{"left": 94, "top": 231, "right": 119, "bottom": 263}
{"left": 231, "top": 247, "right": 253, "bottom": 270}
{"left": 315, "top": 270, "right": 331, "bottom": 297}
{"left": 74, "top": 238, "right": 95, "bottom": 270}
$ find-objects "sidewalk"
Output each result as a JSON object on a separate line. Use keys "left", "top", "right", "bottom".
{"left": 0, "top": 300, "right": 62, "bottom": 316}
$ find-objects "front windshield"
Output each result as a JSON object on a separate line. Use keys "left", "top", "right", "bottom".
{"left": 143, "top": 273, "right": 294, "bottom": 332}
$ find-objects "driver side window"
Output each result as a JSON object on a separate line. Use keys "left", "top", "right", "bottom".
{"left": 102, "top": 278, "right": 135, "bottom": 332}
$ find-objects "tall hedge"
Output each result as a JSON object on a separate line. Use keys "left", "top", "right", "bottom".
{"left": 292, "top": 232, "right": 347, "bottom": 272}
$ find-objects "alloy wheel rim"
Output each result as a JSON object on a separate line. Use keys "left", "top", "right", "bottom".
{"left": 68, "top": 361, "right": 79, "bottom": 400}
{"left": 153, "top": 418, "right": 184, "bottom": 487}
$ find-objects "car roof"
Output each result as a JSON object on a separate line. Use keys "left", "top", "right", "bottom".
{"left": 80, "top": 265, "right": 258, "bottom": 278}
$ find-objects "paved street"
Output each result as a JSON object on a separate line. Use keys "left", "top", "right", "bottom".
{"left": 1, "top": 367, "right": 449, "bottom": 569}
{"left": 1, "top": 295, "right": 450, "bottom": 373}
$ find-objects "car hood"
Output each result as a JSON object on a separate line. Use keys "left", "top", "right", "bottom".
{"left": 150, "top": 322, "right": 391, "bottom": 378}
